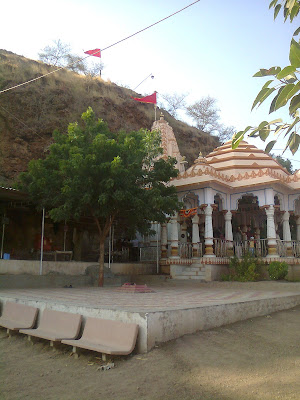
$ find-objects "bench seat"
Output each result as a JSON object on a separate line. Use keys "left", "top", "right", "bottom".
{"left": 20, "top": 308, "right": 82, "bottom": 342}
{"left": 0, "top": 302, "right": 38, "bottom": 331}
{"left": 62, "top": 317, "right": 139, "bottom": 356}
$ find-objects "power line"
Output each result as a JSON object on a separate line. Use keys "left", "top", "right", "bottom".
{"left": 0, "top": 0, "right": 201, "bottom": 95}
{"left": 0, "top": 105, "right": 46, "bottom": 140}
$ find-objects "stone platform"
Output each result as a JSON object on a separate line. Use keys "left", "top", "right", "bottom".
{"left": 1, "top": 282, "right": 300, "bottom": 353}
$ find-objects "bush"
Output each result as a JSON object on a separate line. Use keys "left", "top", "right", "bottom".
{"left": 221, "top": 253, "right": 263, "bottom": 282}
{"left": 267, "top": 261, "right": 289, "bottom": 280}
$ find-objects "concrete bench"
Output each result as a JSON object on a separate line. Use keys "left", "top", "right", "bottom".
{"left": 0, "top": 301, "right": 39, "bottom": 336}
{"left": 62, "top": 317, "right": 139, "bottom": 360}
{"left": 20, "top": 308, "right": 82, "bottom": 347}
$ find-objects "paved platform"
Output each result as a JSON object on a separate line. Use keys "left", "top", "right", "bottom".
{"left": 1, "top": 283, "right": 300, "bottom": 353}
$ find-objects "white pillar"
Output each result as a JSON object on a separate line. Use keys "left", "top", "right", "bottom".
{"left": 204, "top": 205, "right": 215, "bottom": 257}
{"left": 224, "top": 211, "right": 233, "bottom": 255}
{"left": 192, "top": 214, "right": 200, "bottom": 258}
{"left": 180, "top": 221, "right": 188, "bottom": 243}
{"left": 265, "top": 205, "right": 279, "bottom": 257}
{"left": 169, "top": 213, "right": 179, "bottom": 258}
{"left": 282, "top": 211, "right": 292, "bottom": 256}
{"left": 160, "top": 223, "right": 168, "bottom": 259}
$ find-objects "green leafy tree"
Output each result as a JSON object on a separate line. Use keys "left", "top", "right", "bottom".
{"left": 233, "top": 0, "right": 300, "bottom": 155}
{"left": 271, "top": 153, "right": 294, "bottom": 173}
{"left": 19, "top": 108, "right": 180, "bottom": 286}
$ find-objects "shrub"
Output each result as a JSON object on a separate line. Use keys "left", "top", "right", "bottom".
{"left": 221, "top": 253, "right": 263, "bottom": 282}
{"left": 267, "top": 261, "right": 289, "bottom": 280}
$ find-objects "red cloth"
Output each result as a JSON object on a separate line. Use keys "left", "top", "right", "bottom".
{"left": 131, "top": 92, "right": 157, "bottom": 104}
{"left": 84, "top": 49, "right": 101, "bottom": 58}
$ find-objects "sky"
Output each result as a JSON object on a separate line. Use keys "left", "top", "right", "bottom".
{"left": 1, "top": 0, "right": 300, "bottom": 169}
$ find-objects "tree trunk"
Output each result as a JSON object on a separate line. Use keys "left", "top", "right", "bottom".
{"left": 98, "top": 238, "right": 105, "bottom": 287}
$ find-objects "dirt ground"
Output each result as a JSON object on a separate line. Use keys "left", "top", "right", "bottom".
{"left": 1, "top": 282, "right": 300, "bottom": 400}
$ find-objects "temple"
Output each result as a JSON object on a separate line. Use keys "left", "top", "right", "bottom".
{"left": 152, "top": 114, "right": 300, "bottom": 280}
{"left": 0, "top": 114, "right": 299, "bottom": 281}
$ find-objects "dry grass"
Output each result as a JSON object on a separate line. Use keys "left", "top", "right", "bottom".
{"left": 0, "top": 49, "right": 219, "bottom": 183}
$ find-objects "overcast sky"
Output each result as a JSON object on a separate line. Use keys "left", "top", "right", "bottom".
{"left": 1, "top": 0, "right": 300, "bottom": 168}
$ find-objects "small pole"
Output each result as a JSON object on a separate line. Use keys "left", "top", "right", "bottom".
{"left": 108, "top": 221, "right": 111, "bottom": 269}
{"left": 0, "top": 214, "right": 6, "bottom": 259}
{"left": 156, "top": 222, "right": 159, "bottom": 274}
{"left": 39, "top": 208, "right": 45, "bottom": 276}
{"left": 154, "top": 104, "right": 157, "bottom": 121}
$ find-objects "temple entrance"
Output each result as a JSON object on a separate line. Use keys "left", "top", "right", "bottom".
{"left": 232, "top": 194, "right": 267, "bottom": 257}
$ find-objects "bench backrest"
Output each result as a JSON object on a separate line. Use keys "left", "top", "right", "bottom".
{"left": 82, "top": 317, "right": 138, "bottom": 351}
{"left": 1, "top": 301, "right": 38, "bottom": 328}
{"left": 39, "top": 309, "right": 82, "bottom": 338}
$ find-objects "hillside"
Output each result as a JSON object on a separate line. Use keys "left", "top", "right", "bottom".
{"left": 0, "top": 50, "right": 219, "bottom": 184}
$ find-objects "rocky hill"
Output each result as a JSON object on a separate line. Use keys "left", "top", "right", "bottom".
{"left": 0, "top": 50, "right": 219, "bottom": 185}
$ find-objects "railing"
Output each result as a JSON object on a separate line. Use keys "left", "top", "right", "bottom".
{"left": 276, "top": 240, "right": 300, "bottom": 258}
{"left": 233, "top": 239, "right": 268, "bottom": 258}
{"left": 213, "top": 239, "right": 229, "bottom": 257}
{"left": 292, "top": 241, "right": 300, "bottom": 258}
{"left": 178, "top": 243, "right": 193, "bottom": 259}
{"left": 178, "top": 242, "right": 203, "bottom": 259}
{"left": 139, "top": 246, "right": 160, "bottom": 262}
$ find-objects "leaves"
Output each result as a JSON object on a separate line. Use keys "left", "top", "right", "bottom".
{"left": 289, "top": 133, "right": 300, "bottom": 154}
{"left": 276, "top": 65, "right": 296, "bottom": 79}
{"left": 274, "top": 82, "right": 300, "bottom": 110}
{"left": 253, "top": 67, "right": 281, "bottom": 77}
{"left": 274, "top": 3, "right": 282, "bottom": 19}
{"left": 289, "top": 39, "right": 300, "bottom": 67}
{"left": 265, "top": 140, "right": 277, "bottom": 153}
{"left": 251, "top": 80, "right": 275, "bottom": 110}
{"left": 289, "top": 93, "right": 300, "bottom": 114}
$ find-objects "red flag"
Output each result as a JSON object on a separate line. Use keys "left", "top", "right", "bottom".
{"left": 131, "top": 92, "right": 157, "bottom": 104}
{"left": 84, "top": 49, "right": 101, "bottom": 58}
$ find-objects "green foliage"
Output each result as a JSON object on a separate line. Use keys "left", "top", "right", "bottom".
{"left": 18, "top": 107, "right": 181, "bottom": 285}
{"left": 222, "top": 254, "right": 263, "bottom": 282}
{"left": 268, "top": 261, "right": 289, "bottom": 280}
{"left": 232, "top": 0, "right": 300, "bottom": 155}
{"left": 270, "top": 153, "right": 294, "bottom": 173}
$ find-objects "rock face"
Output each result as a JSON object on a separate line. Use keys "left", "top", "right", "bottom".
{"left": 0, "top": 49, "right": 219, "bottom": 184}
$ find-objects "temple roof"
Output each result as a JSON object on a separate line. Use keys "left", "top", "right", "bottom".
{"left": 205, "top": 140, "right": 290, "bottom": 175}
{"left": 171, "top": 140, "right": 300, "bottom": 190}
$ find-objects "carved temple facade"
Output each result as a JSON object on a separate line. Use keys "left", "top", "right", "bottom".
{"left": 150, "top": 114, "right": 300, "bottom": 280}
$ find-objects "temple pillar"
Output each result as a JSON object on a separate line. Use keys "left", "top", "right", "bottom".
{"left": 169, "top": 213, "right": 179, "bottom": 258}
{"left": 224, "top": 211, "right": 234, "bottom": 256}
{"left": 180, "top": 221, "right": 188, "bottom": 243}
{"left": 160, "top": 223, "right": 168, "bottom": 259}
{"left": 204, "top": 205, "right": 215, "bottom": 257}
{"left": 265, "top": 205, "right": 279, "bottom": 257}
{"left": 282, "top": 211, "right": 293, "bottom": 257}
{"left": 192, "top": 214, "right": 200, "bottom": 258}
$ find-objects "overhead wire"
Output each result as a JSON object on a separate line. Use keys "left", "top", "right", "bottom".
{"left": 0, "top": 0, "right": 201, "bottom": 95}
{"left": 0, "top": 105, "right": 46, "bottom": 140}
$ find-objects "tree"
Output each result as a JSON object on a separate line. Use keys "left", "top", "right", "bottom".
{"left": 38, "top": 40, "right": 104, "bottom": 76}
{"left": 38, "top": 39, "right": 71, "bottom": 67}
{"left": 160, "top": 92, "right": 188, "bottom": 119}
{"left": 186, "top": 96, "right": 235, "bottom": 142}
{"left": 18, "top": 108, "right": 180, "bottom": 286}
{"left": 271, "top": 153, "right": 294, "bottom": 173}
{"left": 232, "top": 0, "right": 300, "bottom": 155}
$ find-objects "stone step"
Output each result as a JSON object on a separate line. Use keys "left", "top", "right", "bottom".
{"left": 175, "top": 275, "right": 205, "bottom": 280}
